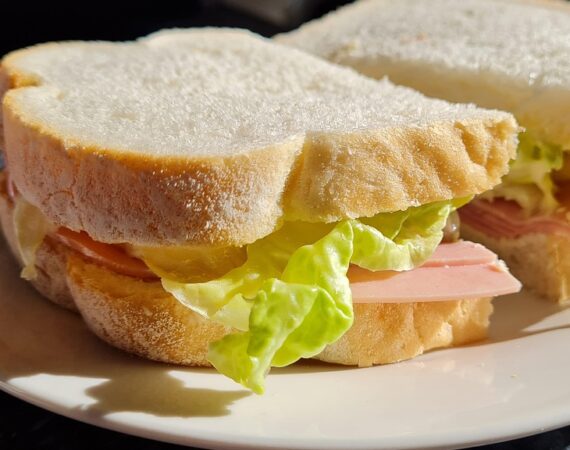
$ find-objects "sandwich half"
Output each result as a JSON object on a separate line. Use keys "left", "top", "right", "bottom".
{"left": 0, "top": 29, "right": 520, "bottom": 393}
{"left": 279, "top": 0, "right": 570, "bottom": 303}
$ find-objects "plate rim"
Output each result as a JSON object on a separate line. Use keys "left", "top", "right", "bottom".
{"left": 2, "top": 369, "right": 570, "bottom": 450}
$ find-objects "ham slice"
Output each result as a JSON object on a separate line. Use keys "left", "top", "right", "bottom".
{"left": 459, "top": 198, "right": 570, "bottom": 238}
{"left": 349, "top": 241, "right": 521, "bottom": 303}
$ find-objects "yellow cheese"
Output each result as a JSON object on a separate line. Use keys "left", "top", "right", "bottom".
{"left": 128, "top": 244, "right": 246, "bottom": 283}
{"left": 13, "top": 198, "right": 55, "bottom": 280}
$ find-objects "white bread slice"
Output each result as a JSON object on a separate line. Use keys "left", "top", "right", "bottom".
{"left": 278, "top": 0, "right": 570, "bottom": 148}
{"left": 462, "top": 223, "right": 570, "bottom": 303}
{"left": 0, "top": 29, "right": 517, "bottom": 246}
{"left": 0, "top": 177, "right": 492, "bottom": 365}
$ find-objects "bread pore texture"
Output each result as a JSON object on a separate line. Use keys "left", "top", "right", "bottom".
{"left": 278, "top": 0, "right": 570, "bottom": 148}
{"left": 0, "top": 28, "right": 517, "bottom": 246}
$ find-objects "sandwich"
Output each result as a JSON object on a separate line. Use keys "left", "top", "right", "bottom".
{"left": 0, "top": 28, "right": 521, "bottom": 393}
{"left": 279, "top": 0, "right": 570, "bottom": 303}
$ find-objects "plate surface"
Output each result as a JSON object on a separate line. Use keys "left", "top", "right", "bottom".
{"left": 1, "top": 239, "right": 569, "bottom": 450}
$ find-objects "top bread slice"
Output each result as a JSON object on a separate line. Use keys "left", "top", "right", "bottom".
{"left": 278, "top": 0, "right": 570, "bottom": 148}
{"left": 1, "top": 28, "right": 517, "bottom": 246}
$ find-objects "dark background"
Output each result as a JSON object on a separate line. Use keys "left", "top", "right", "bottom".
{"left": 0, "top": 0, "right": 352, "bottom": 57}
{"left": 0, "top": 1, "right": 569, "bottom": 449}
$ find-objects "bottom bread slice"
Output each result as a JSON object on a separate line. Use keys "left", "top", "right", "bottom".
{"left": 0, "top": 178, "right": 492, "bottom": 367}
{"left": 66, "top": 252, "right": 492, "bottom": 367}
{"left": 462, "top": 223, "right": 570, "bottom": 304}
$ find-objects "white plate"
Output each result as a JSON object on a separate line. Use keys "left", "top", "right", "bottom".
{"left": 0, "top": 239, "right": 569, "bottom": 450}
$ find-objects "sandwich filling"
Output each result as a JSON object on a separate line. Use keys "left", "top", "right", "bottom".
{"left": 5, "top": 175, "right": 520, "bottom": 393}
{"left": 460, "top": 131, "right": 570, "bottom": 236}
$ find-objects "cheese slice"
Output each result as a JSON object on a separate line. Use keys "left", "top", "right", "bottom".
{"left": 13, "top": 198, "right": 55, "bottom": 280}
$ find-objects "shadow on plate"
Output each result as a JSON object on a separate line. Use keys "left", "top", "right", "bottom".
{"left": 0, "top": 243, "right": 250, "bottom": 419}
{"left": 270, "top": 358, "right": 353, "bottom": 375}
{"left": 486, "top": 291, "right": 569, "bottom": 344}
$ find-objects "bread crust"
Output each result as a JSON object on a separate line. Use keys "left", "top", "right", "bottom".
{"left": 0, "top": 37, "right": 517, "bottom": 246}
{"left": 317, "top": 299, "right": 492, "bottom": 366}
{"left": 66, "top": 253, "right": 230, "bottom": 366}
{"left": 0, "top": 182, "right": 493, "bottom": 365}
{"left": 462, "top": 223, "right": 570, "bottom": 304}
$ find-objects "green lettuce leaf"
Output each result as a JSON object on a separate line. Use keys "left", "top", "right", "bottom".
{"left": 159, "top": 200, "right": 459, "bottom": 393}
{"left": 486, "top": 132, "right": 564, "bottom": 214}
{"left": 352, "top": 200, "right": 458, "bottom": 271}
{"left": 208, "top": 221, "right": 353, "bottom": 393}
{"left": 162, "top": 222, "right": 334, "bottom": 331}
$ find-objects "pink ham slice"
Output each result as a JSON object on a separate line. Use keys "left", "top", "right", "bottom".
{"left": 349, "top": 241, "right": 521, "bottom": 303}
{"left": 459, "top": 198, "right": 570, "bottom": 238}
